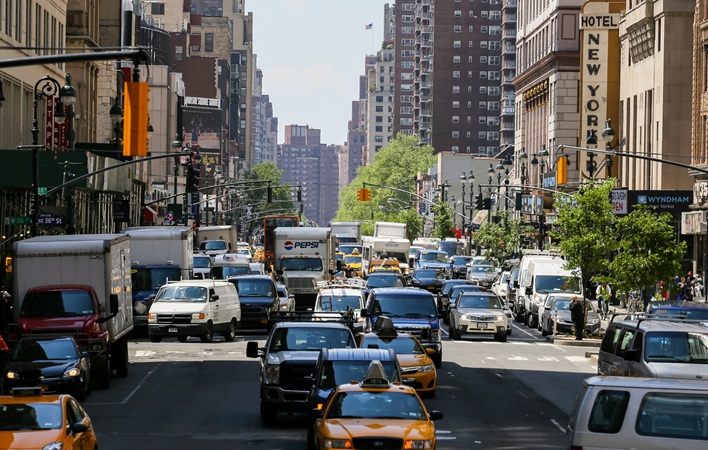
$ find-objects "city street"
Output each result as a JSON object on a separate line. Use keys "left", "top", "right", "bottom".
{"left": 83, "top": 323, "right": 597, "bottom": 450}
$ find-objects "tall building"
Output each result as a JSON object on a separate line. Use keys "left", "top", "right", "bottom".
{"left": 279, "top": 125, "right": 340, "bottom": 225}
{"left": 392, "top": 0, "right": 416, "bottom": 139}
{"left": 251, "top": 67, "right": 278, "bottom": 166}
{"left": 500, "top": 0, "right": 517, "bottom": 149}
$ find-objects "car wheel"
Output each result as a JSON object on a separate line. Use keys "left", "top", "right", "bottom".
{"left": 453, "top": 328, "right": 462, "bottom": 340}
{"left": 113, "top": 338, "right": 129, "bottom": 378}
{"left": 507, "top": 326, "right": 512, "bottom": 336}
{"left": 177, "top": 335, "right": 188, "bottom": 343}
{"left": 200, "top": 322, "right": 214, "bottom": 343}
{"left": 73, "top": 380, "right": 86, "bottom": 402}
{"left": 541, "top": 324, "right": 548, "bottom": 336}
{"left": 149, "top": 334, "right": 162, "bottom": 343}
{"left": 514, "top": 309, "right": 524, "bottom": 322}
{"left": 260, "top": 402, "right": 277, "bottom": 427}
{"left": 432, "top": 351, "right": 442, "bottom": 368}
{"left": 537, "top": 319, "right": 543, "bottom": 332}
{"left": 222, "top": 320, "right": 237, "bottom": 342}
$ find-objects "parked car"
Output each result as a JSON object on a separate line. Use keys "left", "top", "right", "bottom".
{"left": 2, "top": 337, "right": 91, "bottom": 401}
{"left": 448, "top": 291, "right": 508, "bottom": 342}
{"left": 492, "top": 271, "right": 510, "bottom": 302}
{"left": 540, "top": 294, "right": 600, "bottom": 336}
{"left": 466, "top": 264, "right": 498, "bottom": 287}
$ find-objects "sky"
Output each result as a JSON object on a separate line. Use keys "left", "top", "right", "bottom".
{"left": 246, "top": 0, "right": 385, "bottom": 146}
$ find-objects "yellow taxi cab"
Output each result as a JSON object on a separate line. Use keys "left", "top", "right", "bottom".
{"left": 357, "top": 317, "right": 437, "bottom": 398}
{"left": 311, "top": 360, "right": 442, "bottom": 450}
{"left": 368, "top": 257, "right": 402, "bottom": 274}
{"left": 0, "top": 387, "right": 98, "bottom": 450}
{"left": 343, "top": 251, "right": 363, "bottom": 277}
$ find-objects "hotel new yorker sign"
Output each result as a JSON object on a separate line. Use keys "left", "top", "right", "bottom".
{"left": 578, "top": 0, "right": 624, "bottom": 179}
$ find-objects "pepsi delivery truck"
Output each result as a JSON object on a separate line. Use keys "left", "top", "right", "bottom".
{"left": 274, "top": 227, "right": 338, "bottom": 310}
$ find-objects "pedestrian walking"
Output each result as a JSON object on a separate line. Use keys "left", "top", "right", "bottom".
{"left": 570, "top": 296, "right": 585, "bottom": 341}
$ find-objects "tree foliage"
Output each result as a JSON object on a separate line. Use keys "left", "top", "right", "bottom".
{"left": 473, "top": 216, "right": 533, "bottom": 267}
{"left": 431, "top": 202, "right": 455, "bottom": 240}
{"left": 608, "top": 204, "right": 685, "bottom": 294}
{"left": 548, "top": 179, "right": 618, "bottom": 286}
{"left": 239, "top": 163, "right": 296, "bottom": 237}
{"left": 334, "top": 134, "right": 436, "bottom": 240}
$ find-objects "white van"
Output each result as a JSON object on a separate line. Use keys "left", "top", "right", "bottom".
{"left": 210, "top": 254, "right": 252, "bottom": 279}
{"left": 567, "top": 376, "right": 708, "bottom": 449}
{"left": 147, "top": 280, "right": 241, "bottom": 343}
{"left": 517, "top": 253, "right": 582, "bottom": 328}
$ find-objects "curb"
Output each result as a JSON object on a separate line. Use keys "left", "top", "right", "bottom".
{"left": 547, "top": 336, "right": 601, "bottom": 347}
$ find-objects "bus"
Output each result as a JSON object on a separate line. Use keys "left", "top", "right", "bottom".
{"left": 262, "top": 215, "right": 299, "bottom": 266}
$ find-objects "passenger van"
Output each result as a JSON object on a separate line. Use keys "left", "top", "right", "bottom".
{"left": 567, "top": 376, "right": 708, "bottom": 449}
{"left": 598, "top": 318, "right": 708, "bottom": 379}
{"left": 147, "top": 280, "right": 241, "bottom": 343}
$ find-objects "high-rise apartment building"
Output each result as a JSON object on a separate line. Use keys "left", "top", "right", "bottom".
{"left": 279, "top": 125, "right": 340, "bottom": 225}
{"left": 251, "top": 67, "right": 278, "bottom": 166}
{"left": 500, "top": 0, "right": 517, "bottom": 149}
{"left": 392, "top": 0, "right": 417, "bottom": 139}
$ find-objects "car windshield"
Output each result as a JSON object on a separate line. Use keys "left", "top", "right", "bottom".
{"left": 535, "top": 275, "right": 581, "bottom": 294}
{"left": 325, "top": 391, "right": 427, "bottom": 420}
{"left": 268, "top": 327, "right": 355, "bottom": 351}
{"left": 420, "top": 252, "right": 448, "bottom": 263}
{"left": 415, "top": 269, "right": 439, "bottom": 278}
{"left": 549, "top": 299, "right": 572, "bottom": 310}
{"left": 450, "top": 285, "right": 482, "bottom": 298}
{"left": 0, "top": 404, "right": 63, "bottom": 431}
{"left": 453, "top": 256, "right": 473, "bottom": 265}
{"left": 344, "top": 255, "right": 362, "bottom": 264}
{"left": 326, "top": 391, "right": 426, "bottom": 420}
{"left": 131, "top": 267, "right": 181, "bottom": 291}
{"left": 281, "top": 258, "right": 323, "bottom": 272}
{"left": 12, "top": 339, "right": 79, "bottom": 361}
{"left": 372, "top": 294, "right": 437, "bottom": 318}
{"left": 193, "top": 256, "right": 211, "bottom": 268}
{"left": 200, "top": 240, "right": 226, "bottom": 251}
{"left": 231, "top": 279, "right": 274, "bottom": 297}
{"left": 319, "top": 360, "right": 399, "bottom": 388}
{"left": 367, "top": 275, "right": 404, "bottom": 288}
{"left": 20, "top": 290, "right": 95, "bottom": 317}
{"left": 472, "top": 266, "right": 496, "bottom": 274}
{"left": 211, "top": 265, "right": 251, "bottom": 278}
{"left": 154, "top": 285, "right": 208, "bottom": 302}
{"left": 644, "top": 331, "right": 708, "bottom": 363}
{"left": 457, "top": 295, "right": 501, "bottom": 309}
{"left": 316, "top": 295, "right": 362, "bottom": 312}
{"left": 361, "top": 335, "right": 425, "bottom": 355}
{"left": 650, "top": 308, "right": 708, "bottom": 320}
{"left": 439, "top": 241, "right": 463, "bottom": 256}
{"left": 339, "top": 245, "right": 362, "bottom": 255}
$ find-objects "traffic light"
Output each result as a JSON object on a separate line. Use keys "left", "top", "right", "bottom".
{"left": 483, "top": 198, "right": 492, "bottom": 210}
{"left": 122, "top": 80, "right": 149, "bottom": 157}
{"left": 515, "top": 192, "right": 523, "bottom": 211}
{"left": 186, "top": 164, "right": 200, "bottom": 193}
{"left": 474, "top": 194, "right": 483, "bottom": 210}
{"left": 357, "top": 188, "right": 371, "bottom": 201}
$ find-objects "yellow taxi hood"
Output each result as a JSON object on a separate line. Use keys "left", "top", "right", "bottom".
{"left": 396, "top": 353, "right": 433, "bottom": 368}
{"left": 0, "top": 430, "right": 61, "bottom": 449}
{"left": 323, "top": 418, "right": 434, "bottom": 440}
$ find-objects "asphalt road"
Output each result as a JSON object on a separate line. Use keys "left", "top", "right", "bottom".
{"left": 81, "top": 322, "right": 597, "bottom": 450}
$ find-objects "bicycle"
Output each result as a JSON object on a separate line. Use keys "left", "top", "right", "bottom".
{"left": 597, "top": 295, "right": 609, "bottom": 320}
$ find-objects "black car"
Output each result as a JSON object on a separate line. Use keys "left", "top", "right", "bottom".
{"left": 306, "top": 347, "right": 401, "bottom": 448}
{"left": 450, "top": 255, "right": 475, "bottom": 279}
{"left": 443, "top": 284, "right": 485, "bottom": 323}
{"left": 407, "top": 268, "right": 445, "bottom": 294}
{"left": 438, "top": 279, "right": 473, "bottom": 314}
{"left": 2, "top": 337, "right": 91, "bottom": 401}
{"left": 227, "top": 275, "right": 279, "bottom": 328}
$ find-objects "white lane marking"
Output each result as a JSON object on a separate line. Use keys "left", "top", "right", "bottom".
{"left": 515, "top": 325, "right": 540, "bottom": 339}
{"left": 89, "top": 366, "right": 159, "bottom": 406}
{"left": 517, "top": 390, "right": 529, "bottom": 400}
{"left": 508, "top": 355, "right": 528, "bottom": 361}
{"left": 135, "top": 350, "right": 156, "bottom": 357}
{"left": 566, "top": 356, "right": 589, "bottom": 362}
{"left": 485, "top": 356, "right": 497, "bottom": 360}
{"left": 538, "top": 356, "right": 558, "bottom": 362}
{"left": 551, "top": 419, "right": 566, "bottom": 433}
{"left": 165, "top": 350, "right": 185, "bottom": 354}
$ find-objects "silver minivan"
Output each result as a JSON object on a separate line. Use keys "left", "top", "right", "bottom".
{"left": 598, "top": 318, "right": 708, "bottom": 380}
{"left": 567, "top": 376, "right": 708, "bottom": 449}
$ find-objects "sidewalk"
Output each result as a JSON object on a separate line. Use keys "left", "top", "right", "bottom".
{"left": 548, "top": 301, "right": 628, "bottom": 348}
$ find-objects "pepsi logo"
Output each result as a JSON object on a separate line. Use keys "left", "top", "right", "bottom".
{"left": 284, "top": 241, "right": 294, "bottom": 250}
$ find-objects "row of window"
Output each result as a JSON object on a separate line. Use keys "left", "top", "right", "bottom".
{"left": 453, "top": 70, "right": 501, "bottom": 80}
{"left": 1, "top": 0, "right": 65, "bottom": 64}
{"left": 453, "top": 40, "right": 501, "bottom": 50}
{"left": 451, "top": 55, "right": 501, "bottom": 64}
{"left": 452, "top": 25, "right": 502, "bottom": 34}
{"left": 450, "top": 115, "right": 501, "bottom": 126}
{"left": 452, "top": 10, "right": 501, "bottom": 20}
{"left": 450, "top": 131, "right": 500, "bottom": 140}
{"left": 452, "top": 100, "right": 501, "bottom": 110}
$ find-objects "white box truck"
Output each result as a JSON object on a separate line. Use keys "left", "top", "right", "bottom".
{"left": 121, "top": 226, "right": 194, "bottom": 327}
{"left": 374, "top": 221, "right": 408, "bottom": 239}
{"left": 361, "top": 235, "right": 411, "bottom": 275}
{"left": 329, "top": 222, "right": 362, "bottom": 246}
{"left": 274, "top": 227, "right": 338, "bottom": 309}
{"left": 12, "top": 234, "right": 134, "bottom": 389}
{"left": 196, "top": 225, "right": 238, "bottom": 256}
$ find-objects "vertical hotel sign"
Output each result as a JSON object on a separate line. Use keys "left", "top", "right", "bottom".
{"left": 578, "top": 0, "right": 622, "bottom": 179}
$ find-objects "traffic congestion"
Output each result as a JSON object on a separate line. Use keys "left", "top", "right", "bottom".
{"left": 1, "top": 220, "right": 707, "bottom": 450}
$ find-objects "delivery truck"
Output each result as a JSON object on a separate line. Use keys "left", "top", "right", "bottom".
{"left": 374, "top": 221, "right": 408, "bottom": 239}
{"left": 121, "top": 226, "right": 194, "bottom": 327}
{"left": 274, "top": 227, "right": 339, "bottom": 309}
{"left": 12, "top": 234, "right": 134, "bottom": 389}
{"left": 196, "top": 225, "right": 238, "bottom": 257}
{"left": 329, "top": 222, "right": 362, "bottom": 247}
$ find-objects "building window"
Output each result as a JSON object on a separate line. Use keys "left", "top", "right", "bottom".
{"left": 488, "top": 71, "right": 500, "bottom": 80}
{"left": 467, "top": 116, "right": 472, "bottom": 123}
{"left": 452, "top": 131, "right": 460, "bottom": 138}
{"left": 402, "top": 3, "right": 414, "bottom": 11}
{"left": 401, "top": 38, "right": 414, "bottom": 46}
{"left": 205, "top": 33, "right": 214, "bottom": 52}
{"left": 401, "top": 61, "right": 414, "bottom": 69}
{"left": 479, "top": 117, "right": 487, "bottom": 124}
{"left": 480, "top": 56, "right": 488, "bottom": 64}
{"left": 489, "top": 26, "right": 501, "bottom": 35}
{"left": 479, "top": 72, "right": 487, "bottom": 79}
{"left": 402, "top": 26, "right": 414, "bottom": 34}
{"left": 376, "top": 106, "right": 383, "bottom": 112}
{"left": 452, "top": 86, "right": 460, "bottom": 93}
{"left": 453, "top": 55, "right": 461, "bottom": 63}
{"left": 454, "top": 25, "right": 462, "bottom": 32}
{"left": 402, "top": 15, "right": 414, "bottom": 22}
{"left": 175, "top": 45, "right": 183, "bottom": 61}
{"left": 479, "top": 132, "right": 486, "bottom": 139}
{"left": 489, "top": 56, "right": 500, "bottom": 65}
{"left": 481, "top": 26, "right": 488, "bottom": 33}
{"left": 479, "top": 101, "right": 487, "bottom": 109}
{"left": 480, "top": 41, "right": 488, "bottom": 49}
{"left": 480, "top": 86, "right": 487, "bottom": 94}
{"left": 400, "top": 106, "right": 413, "bottom": 114}
{"left": 376, "top": 125, "right": 384, "bottom": 131}
{"left": 151, "top": 2, "right": 165, "bottom": 14}
{"left": 468, "top": 26, "right": 474, "bottom": 32}
{"left": 376, "top": 116, "right": 383, "bottom": 123}
{"left": 489, "top": 41, "right": 501, "bottom": 50}
{"left": 452, "top": 101, "right": 460, "bottom": 108}
{"left": 452, "top": 116, "right": 460, "bottom": 123}
{"left": 453, "top": 71, "right": 460, "bottom": 78}
{"left": 454, "top": 40, "right": 461, "bottom": 48}
{"left": 375, "top": 136, "right": 383, "bottom": 142}
{"left": 468, "top": 41, "right": 474, "bottom": 48}
{"left": 454, "top": 10, "right": 461, "bottom": 17}
{"left": 401, "top": 50, "right": 414, "bottom": 57}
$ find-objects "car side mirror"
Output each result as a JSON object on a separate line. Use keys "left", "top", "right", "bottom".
{"left": 428, "top": 410, "right": 444, "bottom": 421}
{"left": 525, "top": 287, "right": 532, "bottom": 295}
{"left": 624, "top": 348, "right": 639, "bottom": 361}
{"left": 210, "top": 294, "right": 219, "bottom": 302}
{"left": 72, "top": 422, "right": 89, "bottom": 433}
{"left": 246, "top": 341, "right": 264, "bottom": 358}
{"left": 425, "top": 348, "right": 436, "bottom": 356}
{"left": 360, "top": 309, "right": 369, "bottom": 318}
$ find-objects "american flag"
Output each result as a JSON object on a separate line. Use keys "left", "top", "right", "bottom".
{"left": 365, "top": 23, "right": 373, "bottom": 30}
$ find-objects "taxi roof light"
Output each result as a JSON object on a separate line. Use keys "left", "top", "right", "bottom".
{"left": 372, "top": 316, "right": 398, "bottom": 338}
{"left": 360, "top": 360, "right": 391, "bottom": 388}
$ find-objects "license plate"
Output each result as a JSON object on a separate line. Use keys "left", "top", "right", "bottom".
{"left": 168, "top": 327, "right": 178, "bottom": 333}
{"left": 476, "top": 322, "right": 488, "bottom": 330}
{"left": 427, "top": 286, "right": 435, "bottom": 291}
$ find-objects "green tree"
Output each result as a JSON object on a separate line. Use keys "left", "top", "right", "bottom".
{"left": 334, "top": 134, "right": 436, "bottom": 239}
{"left": 548, "top": 179, "right": 619, "bottom": 289}
{"left": 608, "top": 204, "right": 685, "bottom": 297}
{"left": 473, "top": 216, "right": 533, "bottom": 266}
{"left": 431, "top": 202, "right": 455, "bottom": 240}
{"left": 239, "top": 163, "right": 296, "bottom": 237}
